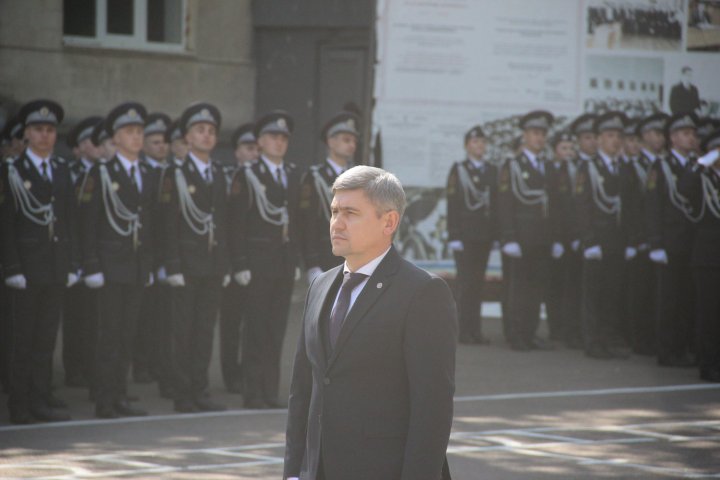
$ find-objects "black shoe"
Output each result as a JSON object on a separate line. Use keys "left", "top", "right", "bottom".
{"left": 473, "top": 334, "right": 490, "bottom": 345}
{"left": 159, "top": 384, "right": 176, "bottom": 400}
{"left": 9, "top": 408, "right": 35, "bottom": 425}
{"left": 133, "top": 370, "right": 154, "bottom": 384}
{"left": 527, "top": 338, "right": 555, "bottom": 351}
{"left": 194, "top": 397, "right": 226, "bottom": 412}
{"left": 700, "top": 368, "right": 720, "bottom": 383}
{"left": 658, "top": 353, "right": 697, "bottom": 368}
{"left": 96, "top": 404, "right": 119, "bottom": 419}
{"left": 458, "top": 333, "right": 477, "bottom": 345}
{"left": 510, "top": 341, "right": 531, "bottom": 351}
{"left": 30, "top": 405, "right": 71, "bottom": 422}
{"left": 65, "top": 374, "right": 89, "bottom": 388}
{"left": 565, "top": 337, "right": 584, "bottom": 350}
{"left": 174, "top": 399, "right": 197, "bottom": 413}
{"left": 113, "top": 400, "right": 147, "bottom": 417}
{"left": 244, "top": 398, "right": 266, "bottom": 409}
{"left": 125, "top": 393, "right": 140, "bottom": 402}
{"left": 226, "top": 380, "right": 243, "bottom": 394}
{"left": 264, "top": 399, "right": 287, "bottom": 409}
{"left": 607, "top": 346, "right": 631, "bottom": 359}
{"left": 45, "top": 393, "right": 68, "bottom": 409}
{"left": 585, "top": 345, "right": 614, "bottom": 359}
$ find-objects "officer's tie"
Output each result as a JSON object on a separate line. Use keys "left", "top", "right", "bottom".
{"left": 329, "top": 272, "right": 368, "bottom": 349}
{"left": 129, "top": 165, "right": 139, "bottom": 193}
{"left": 275, "top": 166, "right": 284, "bottom": 189}
{"left": 40, "top": 161, "right": 51, "bottom": 184}
{"left": 204, "top": 167, "right": 212, "bottom": 185}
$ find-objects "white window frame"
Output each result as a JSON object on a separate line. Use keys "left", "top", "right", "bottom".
{"left": 63, "top": 0, "right": 187, "bottom": 54}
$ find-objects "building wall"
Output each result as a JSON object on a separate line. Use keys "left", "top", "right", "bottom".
{"left": 0, "top": 0, "right": 255, "bottom": 139}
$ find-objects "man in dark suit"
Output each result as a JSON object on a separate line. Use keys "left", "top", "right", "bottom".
{"left": 670, "top": 67, "right": 701, "bottom": 116}
{"left": 79, "top": 102, "right": 157, "bottom": 418}
{"left": 284, "top": 165, "right": 457, "bottom": 480}
{"left": 446, "top": 125, "right": 498, "bottom": 345}
{"left": 228, "top": 110, "right": 301, "bottom": 409}
{"left": 159, "top": 102, "right": 229, "bottom": 413}
{"left": 1, "top": 99, "right": 79, "bottom": 424}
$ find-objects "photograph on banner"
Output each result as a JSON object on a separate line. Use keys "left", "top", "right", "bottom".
{"left": 664, "top": 52, "right": 720, "bottom": 117}
{"left": 583, "top": 55, "right": 664, "bottom": 117}
{"left": 585, "top": 0, "right": 684, "bottom": 51}
{"left": 687, "top": 0, "right": 720, "bottom": 51}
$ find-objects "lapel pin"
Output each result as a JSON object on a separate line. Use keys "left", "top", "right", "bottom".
{"left": 376, "top": 282, "right": 382, "bottom": 289}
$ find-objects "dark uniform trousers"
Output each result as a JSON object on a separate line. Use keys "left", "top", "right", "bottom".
{"left": 628, "top": 250, "right": 656, "bottom": 354}
{"left": 506, "top": 246, "right": 550, "bottom": 345}
{"left": 582, "top": 252, "right": 625, "bottom": 349}
{"left": 0, "top": 277, "right": 9, "bottom": 392}
{"left": 445, "top": 159, "right": 498, "bottom": 341}
{"left": 219, "top": 282, "right": 247, "bottom": 388}
{"left": 646, "top": 154, "right": 696, "bottom": 361}
{"left": 161, "top": 157, "right": 229, "bottom": 402}
{"left": 561, "top": 248, "right": 583, "bottom": 345}
{"left": 1, "top": 153, "right": 78, "bottom": 413}
{"left": 79, "top": 156, "right": 157, "bottom": 408}
{"left": 694, "top": 268, "right": 720, "bottom": 371}
{"left": 228, "top": 160, "right": 300, "bottom": 405}
{"left": 62, "top": 284, "right": 98, "bottom": 384}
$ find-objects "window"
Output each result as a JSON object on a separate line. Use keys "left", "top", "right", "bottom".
{"left": 63, "top": 0, "right": 186, "bottom": 53}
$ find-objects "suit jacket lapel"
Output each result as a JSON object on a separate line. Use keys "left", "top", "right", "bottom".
{"left": 327, "top": 247, "right": 402, "bottom": 370}
{"left": 308, "top": 267, "right": 344, "bottom": 371}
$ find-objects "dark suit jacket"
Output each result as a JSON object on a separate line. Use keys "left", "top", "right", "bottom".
{"left": 284, "top": 247, "right": 457, "bottom": 480}
{"left": 0, "top": 151, "right": 79, "bottom": 285}
{"left": 669, "top": 82, "right": 700, "bottom": 115}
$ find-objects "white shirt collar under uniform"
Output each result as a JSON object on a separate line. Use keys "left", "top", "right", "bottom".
{"left": 598, "top": 149, "right": 619, "bottom": 171}
{"left": 671, "top": 149, "right": 689, "bottom": 167}
{"left": 116, "top": 152, "right": 142, "bottom": 191}
{"left": 189, "top": 151, "right": 213, "bottom": 182}
{"left": 261, "top": 155, "right": 286, "bottom": 187}
{"left": 326, "top": 157, "right": 346, "bottom": 177}
{"left": 641, "top": 148, "right": 657, "bottom": 163}
{"left": 26, "top": 148, "right": 52, "bottom": 181}
{"left": 467, "top": 156, "right": 485, "bottom": 170}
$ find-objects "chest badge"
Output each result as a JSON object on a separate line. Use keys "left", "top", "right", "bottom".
{"left": 188, "top": 185, "right": 196, "bottom": 194}
{"left": 112, "top": 182, "right": 120, "bottom": 191}
{"left": 376, "top": 282, "right": 383, "bottom": 289}
{"left": 24, "top": 180, "right": 32, "bottom": 190}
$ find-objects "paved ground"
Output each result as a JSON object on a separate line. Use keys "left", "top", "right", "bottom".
{"left": 1, "top": 283, "right": 719, "bottom": 479}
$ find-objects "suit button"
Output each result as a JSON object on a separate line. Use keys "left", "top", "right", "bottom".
{"left": 323, "top": 378, "right": 330, "bottom": 385}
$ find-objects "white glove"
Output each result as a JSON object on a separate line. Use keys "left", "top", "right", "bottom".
{"left": 698, "top": 149, "right": 719, "bottom": 167}
{"left": 145, "top": 272, "right": 154, "bottom": 287}
{"left": 234, "top": 270, "right": 252, "bottom": 286}
{"left": 448, "top": 240, "right": 464, "bottom": 252}
{"left": 295, "top": 267, "right": 302, "bottom": 281}
{"left": 66, "top": 272, "right": 80, "bottom": 288}
{"left": 625, "top": 246, "right": 637, "bottom": 261}
{"left": 222, "top": 274, "right": 231, "bottom": 287}
{"left": 502, "top": 242, "right": 522, "bottom": 258}
{"left": 5, "top": 274, "right": 27, "bottom": 290}
{"left": 571, "top": 239, "right": 581, "bottom": 252}
{"left": 584, "top": 245, "right": 602, "bottom": 261}
{"left": 84, "top": 272, "right": 105, "bottom": 289}
{"left": 166, "top": 273, "right": 186, "bottom": 287}
{"left": 649, "top": 249, "right": 668, "bottom": 265}
{"left": 156, "top": 266, "right": 167, "bottom": 283}
{"left": 307, "top": 267, "right": 322, "bottom": 284}
{"left": 551, "top": 242, "right": 565, "bottom": 259}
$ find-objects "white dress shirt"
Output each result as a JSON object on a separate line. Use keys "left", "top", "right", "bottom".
{"left": 117, "top": 153, "right": 143, "bottom": 192}
{"left": 261, "top": 155, "right": 286, "bottom": 188}
{"left": 598, "top": 149, "right": 619, "bottom": 173}
{"left": 26, "top": 148, "right": 53, "bottom": 181}
{"left": 641, "top": 148, "right": 657, "bottom": 163}
{"left": 671, "top": 149, "right": 689, "bottom": 167}
{"left": 189, "top": 151, "right": 213, "bottom": 183}
{"left": 326, "top": 157, "right": 346, "bottom": 176}
{"left": 331, "top": 246, "right": 392, "bottom": 315}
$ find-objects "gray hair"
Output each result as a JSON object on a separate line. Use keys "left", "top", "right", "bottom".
{"left": 332, "top": 165, "right": 406, "bottom": 219}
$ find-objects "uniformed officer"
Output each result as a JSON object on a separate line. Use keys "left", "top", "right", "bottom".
{"left": 167, "top": 119, "right": 188, "bottom": 167}
{"left": 575, "top": 112, "right": 633, "bottom": 359}
{"left": 544, "top": 131, "right": 576, "bottom": 345}
{"left": 299, "top": 111, "right": 359, "bottom": 284}
{"left": 679, "top": 129, "right": 720, "bottom": 382}
{"left": 90, "top": 118, "right": 116, "bottom": 162}
{"left": 79, "top": 102, "right": 157, "bottom": 418}
{"left": 646, "top": 112, "right": 700, "bottom": 368}
{"left": 62, "top": 115, "right": 103, "bottom": 389}
{"left": 498, "top": 110, "right": 559, "bottom": 351}
{"left": 1, "top": 116, "right": 26, "bottom": 160}
{"left": 219, "top": 122, "right": 258, "bottom": 394}
{"left": 132, "top": 112, "right": 172, "bottom": 385}
{"left": 446, "top": 125, "right": 498, "bottom": 345}
{"left": 228, "top": 110, "right": 301, "bottom": 408}
{"left": 159, "top": 102, "right": 228, "bottom": 412}
{"left": 570, "top": 113, "right": 598, "bottom": 162}
{"left": 1, "top": 99, "right": 79, "bottom": 423}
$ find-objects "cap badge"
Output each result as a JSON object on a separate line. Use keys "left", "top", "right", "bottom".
{"left": 347, "top": 119, "right": 355, "bottom": 129}
{"left": 128, "top": 109, "right": 138, "bottom": 118}
{"left": 201, "top": 108, "right": 210, "bottom": 118}
{"left": 40, "top": 107, "right": 49, "bottom": 118}
{"left": 277, "top": 118, "right": 287, "bottom": 129}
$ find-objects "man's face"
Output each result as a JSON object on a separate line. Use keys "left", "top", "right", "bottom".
{"left": 642, "top": 129, "right": 666, "bottom": 153}
{"left": 185, "top": 122, "right": 217, "bottom": 155}
{"left": 554, "top": 140, "right": 575, "bottom": 161}
{"left": 234, "top": 142, "right": 259, "bottom": 165}
{"left": 330, "top": 189, "right": 396, "bottom": 263}
{"left": 171, "top": 138, "right": 189, "bottom": 159}
{"left": 10, "top": 137, "right": 25, "bottom": 157}
{"left": 598, "top": 130, "right": 624, "bottom": 157}
{"left": 523, "top": 128, "right": 546, "bottom": 153}
{"left": 623, "top": 135, "right": 641, "bottom": 157}
{"left": 258, "top": 132, "right": 289, "bottom": 160}
{"left": 670, "top": 128, "right": 698, "bottom": 155}
{"left": 577, "top": 132, "right": 597, "bottom": 155}
{"left": 465, "top": 136, "right": 486, "bottom": 159}
{"left": 327, "top": 132, "right": 357, "bottom": 161}
{"left": 113, "top": 124, "right": 144, "bottom": 158}
{"left": 682, "top": 70, "right": 693, "bottom": 84}
{"left": 25, "top": 123, "right": 57, "bottom": 156}
{"left": 143, "top": 133, "right": 169, "bottom": 161}
{"left": 78, "top": 138, "right": 100, "bottom": 161}
{"left": 100, "top": 138, "right": 116, "bottom": 159}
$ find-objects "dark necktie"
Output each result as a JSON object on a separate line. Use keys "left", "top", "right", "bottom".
{"left": 129, "top": 165, "right": 138, "bottom": 193}
{"left": 40, "top": 161, "right": 50, "bottom": 183}
{"left": 275, "top": 167, "right": 284, "bottom": 188}
{"left": 329, "top": 272, "right": 368, "bottom": 349}
{"left": 204, "top": 167, "right": 212, "bottom": 185}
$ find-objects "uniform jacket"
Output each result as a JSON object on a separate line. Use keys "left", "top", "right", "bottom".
{"left": 228, "top": 159, "right": 301, "bottom": 278}
{"left": 645, "top": 151, "right": 696, "bottom": 257}
{"left": 544, "top": 160, "right": 576, "bottom": 246}
{"left": 0, "top": 150, "right": 79, "bottom": 285}
{"left": 79, "top": 155, "right": 157, "bottom": 285}
{"left": 284, "top": 247, "right": 457, "bottom": 480}
{"left": 159, "top": 156, "right": 229, "bottom": 278}
{"left": 298, "top": 160, "right": 343, "bottom": 271}
{"left": 446, "top": 159, "right": 498, "bottom": 244}
{"left": 679, "top": 164, "right": 720, "bottom": 267}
